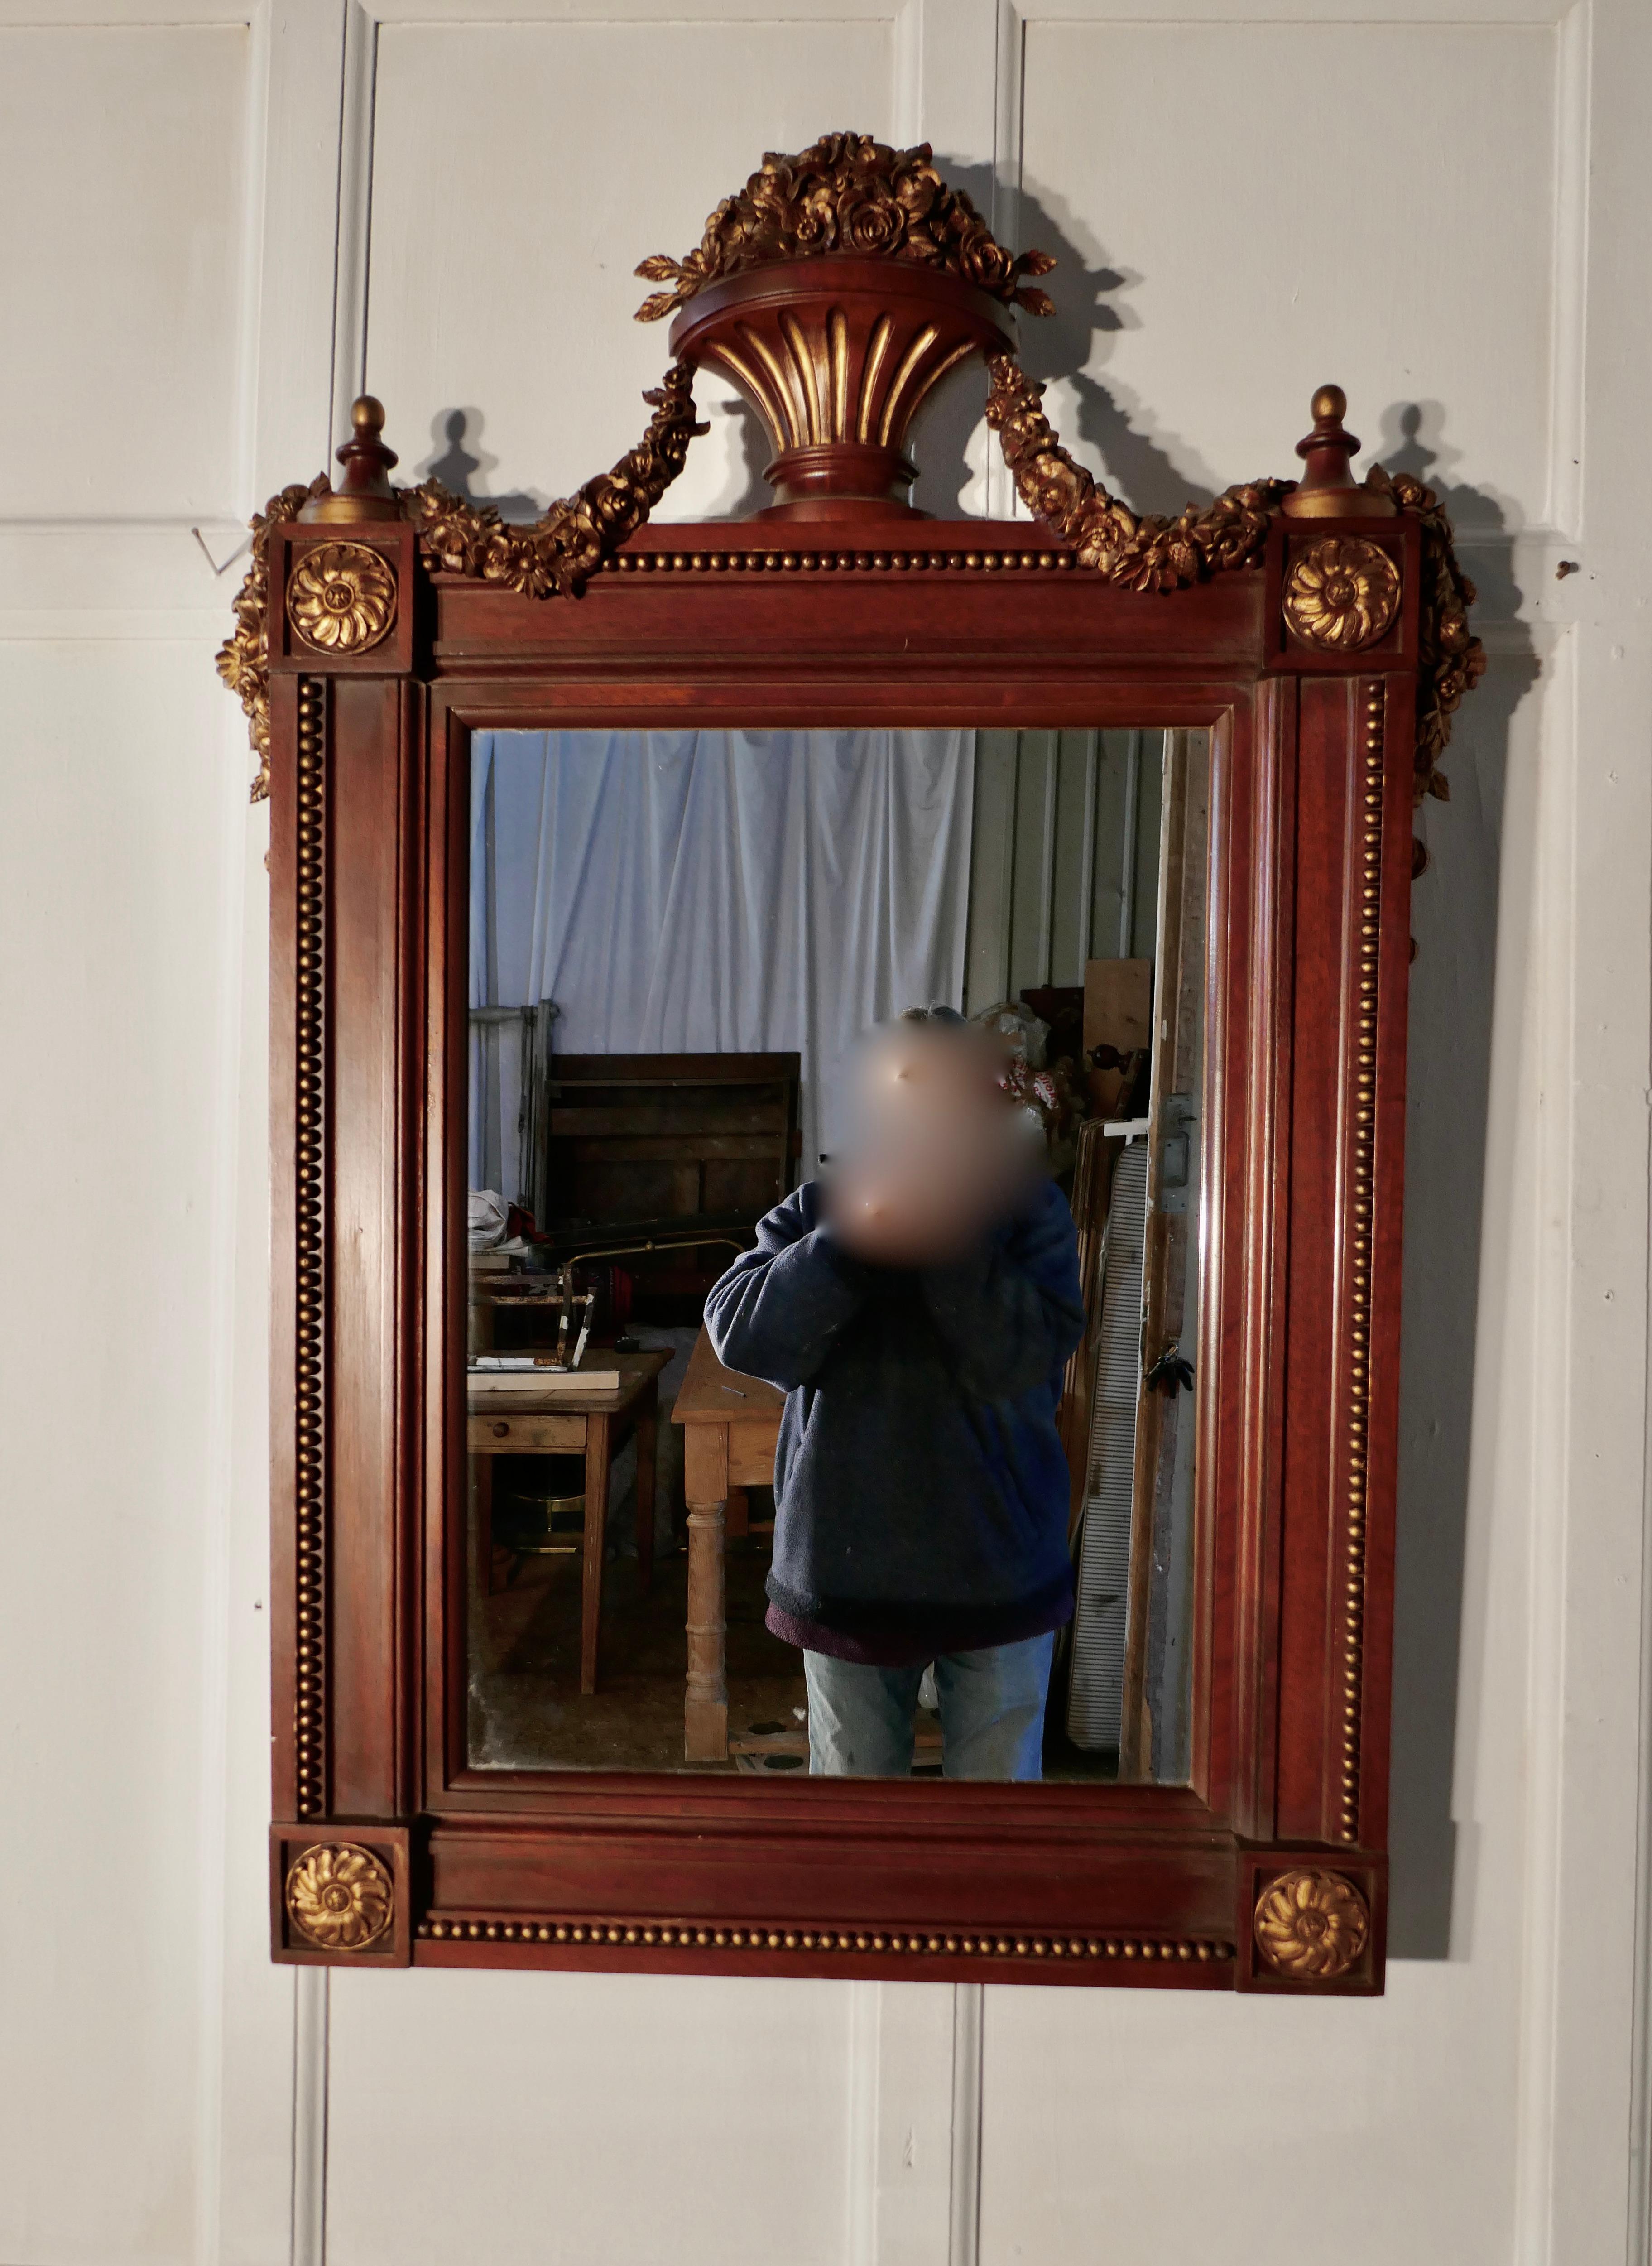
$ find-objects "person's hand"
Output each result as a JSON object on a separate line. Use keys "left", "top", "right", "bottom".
{"left": 829, "top": 1158, "right": 975, "bottom": 1267}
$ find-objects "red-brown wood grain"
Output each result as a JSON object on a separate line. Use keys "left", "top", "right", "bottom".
{"left": 266, "top": 511, "right": 1417, "bottom": 1992}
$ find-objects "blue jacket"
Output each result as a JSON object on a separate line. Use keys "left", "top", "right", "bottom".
{"left": 703, "top": 1178, "right": 1085, "bottom": 1663}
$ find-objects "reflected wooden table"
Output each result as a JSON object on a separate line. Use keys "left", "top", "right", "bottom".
{"left": 671, "top": 1328, "right": 785, "bottom": 1761}
{"left": 467, "top": 1348, "right": 670, "bottom": 1698}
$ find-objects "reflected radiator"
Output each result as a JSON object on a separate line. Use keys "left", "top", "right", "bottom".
{"left": 1065, "top": 1139, "right": 1148, "bottom": 1752}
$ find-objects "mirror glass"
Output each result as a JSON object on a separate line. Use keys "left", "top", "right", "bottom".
{"left": 464, "top": 725, "right": 1207, "bottom": 1783}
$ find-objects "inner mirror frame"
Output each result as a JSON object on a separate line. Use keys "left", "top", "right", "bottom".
{"left": 231, "top": 139, "right": 1484, "bottom": 1994}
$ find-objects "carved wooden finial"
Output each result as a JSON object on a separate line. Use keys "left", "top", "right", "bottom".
{"left": 299, "top": 395, "right": 403, "bottom": 523}
{"left": 1280, "top": 383, "right": 1396, "bottom": 519}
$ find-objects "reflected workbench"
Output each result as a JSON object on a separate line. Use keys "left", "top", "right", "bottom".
{"left": 467, "top": 1348, "right": 670, "bottom": 1699}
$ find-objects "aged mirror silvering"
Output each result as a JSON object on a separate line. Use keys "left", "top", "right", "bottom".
{"left": 464, "top": 724, "right": 1206, "bottom": 1784}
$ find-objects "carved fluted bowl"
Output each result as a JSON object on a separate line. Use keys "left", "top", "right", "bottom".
{"left": 669, "top": 255, "right": 1015, "bottom": 519}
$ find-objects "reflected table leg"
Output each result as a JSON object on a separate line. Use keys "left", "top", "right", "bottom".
{"left": 635, "top": 1387, "right": 657, "bottom": 1597}
{"left": 684, "top": 1421, "right": 728, "bottom": 1762}
{"left": 581, "top": 1411, "right": 611, "bottom": 1698}
{"left": 475, "top": 1450, "right": 497, "bottom": 1597}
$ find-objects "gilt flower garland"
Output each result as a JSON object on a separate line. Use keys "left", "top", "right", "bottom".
{"left": 984, "top": 351, "right": 1291, "bottom": 591}
{"left": 1366, "top": 463, "right": 1487, "bottom": 804}
{"left": 403, "top": 363, "right": 706, "bottom": 601}
{"left": 216, "top": 474, "right": 331, "bottom": 803}
{"left": 984, "top": 351, "right": 1485, "bottom": 803}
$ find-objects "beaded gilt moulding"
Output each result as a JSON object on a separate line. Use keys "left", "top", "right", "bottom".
{"left": 226, "top": 131, "right": 1483, "bottom": 1994}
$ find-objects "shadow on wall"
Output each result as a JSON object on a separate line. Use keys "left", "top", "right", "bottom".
{"left": 1011, "top": 174, "right": 1224, "bottom": 512}
{"left": 907, "top": 167, "right": 1227, "bottom": 519}
{"left": 907, "top": 166, "right": 1159, "bottom": 518}
{"left": 1383, "top": 403, "right": 1537, "bottom": 1960}
{"left": 418, "top": 407, "right": 545, "bottom": 521}
{"left": 698, "top": 382, "right": 771, "bottom": 519}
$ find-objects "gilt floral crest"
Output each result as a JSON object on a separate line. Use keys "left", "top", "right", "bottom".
{"left": 634, "top": 132, "right": 1056, "bottom": 323}
{"left": 219, "top": 137, "right": 1483, "bottom": 823}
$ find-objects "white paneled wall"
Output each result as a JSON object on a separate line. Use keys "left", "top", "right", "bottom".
{"left": 0, "top": 24, "right": 252, "bottom": 520}
{"left": 0, "top": 645, "right": 245, "bottom": 2262}
{"left": 330, "top": 1971, "right": 860, "bottom": 2264}
{"left": 367, "top": 16, "right": 897, "bottom": 516}
{"left": 1, "top": 2, "right": 1649, "bottom": 2262}
{"left": 1019, "top": 18, "right": 1565, "bottom": 521}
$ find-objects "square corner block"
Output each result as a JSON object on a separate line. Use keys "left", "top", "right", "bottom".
{"left": 271, "top": 1822, "right": 416, "bottom": 1967}
{"left": 268, "top": 524, "right": 421, "bottom": 677}
{"left": 1269, "top": 520, "right": 1420, "bottom": 674}
{"left": 1235, "top": 1846, "right": 1388, "bottom": 1995}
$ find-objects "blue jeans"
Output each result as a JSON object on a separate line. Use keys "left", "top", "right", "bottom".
{"left": 803, "top": 1632, "right": 1056, "bottom": 1781}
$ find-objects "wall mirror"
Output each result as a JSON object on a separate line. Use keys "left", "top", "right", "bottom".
{"left": 221, "top": 133, "right": 1484, "bottom": 1992}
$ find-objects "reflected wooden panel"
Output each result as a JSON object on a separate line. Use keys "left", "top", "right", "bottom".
{"left": 1120, "top": 728, "right": 1208, "bottom": 1781}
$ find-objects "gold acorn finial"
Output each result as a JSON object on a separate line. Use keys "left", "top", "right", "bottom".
{"left": 299, "top": 395, "right": 403, "bottom": 523}
{"left": 1281, "top": 383, "right": 1396, "bottom": 520}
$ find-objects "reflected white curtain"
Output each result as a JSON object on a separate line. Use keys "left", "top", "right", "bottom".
{"left": 469, "top": 727, "right": 975, "bottom": 1198}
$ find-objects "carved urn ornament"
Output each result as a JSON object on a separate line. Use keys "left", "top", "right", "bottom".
{"left": 637, "top": 134, "right": 1053, "bottom": 517}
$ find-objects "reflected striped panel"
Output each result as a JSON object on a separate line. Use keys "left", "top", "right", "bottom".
{"left": 1066, "top": 1139, "right": 1148, "bottom": 1752}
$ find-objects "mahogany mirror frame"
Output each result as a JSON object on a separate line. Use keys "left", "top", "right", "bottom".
{"left": 224, "top": 136, "right": 1483, "bottom": 1996}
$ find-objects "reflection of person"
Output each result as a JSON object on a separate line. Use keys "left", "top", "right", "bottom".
{"left": 704, "top": 1007, "right": 1085, "bottom": 1780}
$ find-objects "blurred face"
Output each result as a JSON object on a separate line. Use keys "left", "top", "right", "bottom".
{"left": 828, "top": 1019, "right": 1039, "bottom": 1265}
